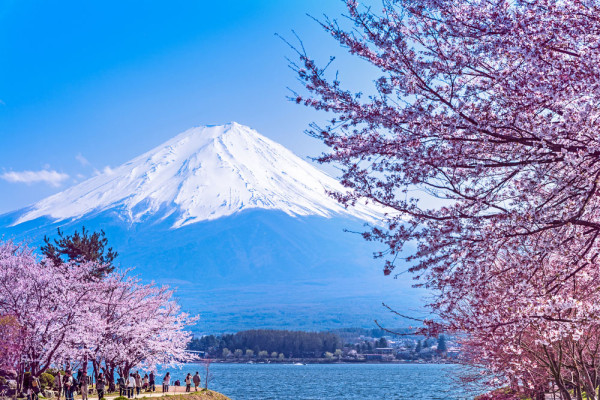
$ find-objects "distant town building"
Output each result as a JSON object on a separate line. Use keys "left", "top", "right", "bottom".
{"left": 374, "top": 347, "right": 394, "bottom": 354}
{"left": 446, "top": 347, "right": 460, "bottom": 358}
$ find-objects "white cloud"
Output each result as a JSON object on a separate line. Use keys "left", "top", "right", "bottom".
{"left": 0, "top": 170, "right": 70, "bottom": 187}
{"left": 75, "top": 153, "right": 90, "bottom": 167}
{"left": 94, "top": 166, "right": 114, "bottom": 176}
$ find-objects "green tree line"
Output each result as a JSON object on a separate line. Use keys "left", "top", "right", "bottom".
{"left": 188, "top": 329, "right": 343, "bottom": 358}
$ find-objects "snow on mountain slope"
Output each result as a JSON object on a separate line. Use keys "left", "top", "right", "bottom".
{"left": 14, "top": 123, "right": 385, "bottom": 228}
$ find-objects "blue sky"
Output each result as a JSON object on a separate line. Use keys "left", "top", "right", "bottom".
{"left": 0, "top": 0, "right": 378, "bottom": 214}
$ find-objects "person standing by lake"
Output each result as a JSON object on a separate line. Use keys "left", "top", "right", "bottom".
{"left": 149, "top": 372, "right": 155, "bottom": 392}
{"left": 184, "top": 373, "right": 191, "bottom": 392}
{"left": 117, "top": 375, "right": 125, "bottom": 397}
{"left": 33, "top": 375, "right": 41, "bottom": 400}
{"left": 192, "top": 372, "right": 200, "bottom": 392}
{"left": 24, "top": 374, "right": 31, "bottom": 400}
{"left": 96, "top": 373, "right": 106, "bottom": 400}
{"left": 27, "top": 374, "right": 40, "bottom": 400}
{"left": 63, "top": 371, "right": 74, "bottom": 400}
{"left": 79, "top": 372, "right": 88, "bottom": 400}
{"left": 54, "top": 372, "right": 63, "bottom": 400}
{"left": 127, "top": 373, "right": 135, "bottom": 399}
{"left": 75, "top": 369, "right": 83, "bottom": 393}
{"left": 134, "top": 371, "right": 142, "bottom": 396}
{"left": 162, "top": 372, "right": 170, "bottom": 393}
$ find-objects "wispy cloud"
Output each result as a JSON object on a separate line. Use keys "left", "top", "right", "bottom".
{"left": 94, "top": 166, "right": 114, "bottom": 176}
{"left": 0, "top": 169, "right": 70, "bottom": 187}
{"left": 75, "top": 153, "right": 90, "bottom": 167}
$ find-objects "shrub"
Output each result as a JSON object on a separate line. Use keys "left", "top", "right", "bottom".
{"left": 39, "top": 373, "right": 54, "bottom": 390}
{"left": 45, "top": 369, "right": 61, "bottom": 378}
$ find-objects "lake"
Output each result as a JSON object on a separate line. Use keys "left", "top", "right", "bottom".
{"left": 174, "top": 363, "right": 475, "bottom": 400}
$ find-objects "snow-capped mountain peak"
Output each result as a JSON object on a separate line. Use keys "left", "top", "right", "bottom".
{"left": 14, "top": 123, "right": 384, "bottom": 228}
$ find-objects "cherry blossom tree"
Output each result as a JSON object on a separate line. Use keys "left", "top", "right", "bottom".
{"left": 294, "top": 0, "right": 600, "bottom": 283}
{"left": 91, "top": 273, "right": 197, "bottom": 386}
{"left": 0, "top": 242, "right": 102, "bottom": 376}
{"left": 293, "top": 0, "right": 600, "bottom": 396}
{"left": 0, "top": 240, "right": 197, "bottom": 391}
{"left": 442, "top": 246, "right": 600, "bottom": 400}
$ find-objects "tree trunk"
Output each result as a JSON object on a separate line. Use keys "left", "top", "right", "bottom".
{"left": 575, "top": 385, "right": 582, "bottom": 400}
{"left": 82, "top": 355, "right": 88, "bottom": 377}
{"left": 16, "top": 356, "right": 24, "bottom": 394}
{"left": 101, "top": 363, "right": 116, "bottom": 393}
{"left": 534, "top": 390, "right": 545, "bottom": 400}
{"left": 110, "top": 365, "right": 116, "bottom": 393}
{"left": 556, "top": 381, "right": 572, "bottom": 400}
{"left": 92, "top": 360, "right": 98, "bottom": 382}
{"left": 575, "top": 348, "right": 596, "bottom": 400}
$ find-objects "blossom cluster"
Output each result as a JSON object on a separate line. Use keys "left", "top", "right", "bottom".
{"left": 294, "top": 1, "right": 600, "bottom": 398}
{"left": 0, "top": 241, "right": 197, "bottom": 379}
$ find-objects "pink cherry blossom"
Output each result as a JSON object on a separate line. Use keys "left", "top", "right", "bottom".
{"left": 0, "top": 240, "right": 197, "bottom": 387}
{"left": 294, "top": 1, "right": 600, "bottom": 398}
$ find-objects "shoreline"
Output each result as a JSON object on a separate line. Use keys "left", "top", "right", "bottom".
{"left": 86, "top": 391, "right": 230, "bottom": 400}
{"left": 187, "top": 359, "right": 458, "bottom": 365}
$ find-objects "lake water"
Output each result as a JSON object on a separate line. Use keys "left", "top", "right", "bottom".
{"left": 178, "top": 363, "right": 475, "bottom": 400}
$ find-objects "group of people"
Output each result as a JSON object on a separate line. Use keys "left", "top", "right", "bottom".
{"left": 120, "top": 371, "right": 202, "bottom": 398}
{"left": 27, "top": 369, "right": 202, "bottom": 400}
{"left": 118, "top": 371, "right": 156, "bottom": 399}
{"left": 161, "top": 372, "right": 202, "bottom": 394}
{"left": 53, "top": 369, "right": 107, "bottom": 400}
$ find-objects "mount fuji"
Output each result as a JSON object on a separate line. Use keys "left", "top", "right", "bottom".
{"left": 0, "top": 123, "right": 422, "bottom": 333}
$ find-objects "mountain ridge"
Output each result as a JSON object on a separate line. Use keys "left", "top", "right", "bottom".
{"left": 10, "top": 122, "right": 385, "bottom": 228}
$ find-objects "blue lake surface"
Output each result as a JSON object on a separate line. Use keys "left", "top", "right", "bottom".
{"left": 176, "top": 363, "right": 474, "bottom": 400}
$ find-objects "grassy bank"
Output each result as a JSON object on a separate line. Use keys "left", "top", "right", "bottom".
{"left": 151, "top": 392, "right": 230, "bottom": 400}
{"left": 108, "top": 391, "right": 231, "bottom": 400}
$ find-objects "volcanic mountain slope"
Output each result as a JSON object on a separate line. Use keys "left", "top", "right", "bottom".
{"left": 13, "top": 123, "right": 382, "bottom": 227}
{"left": 0, "top": 123, "right": 422, "bottom": 333}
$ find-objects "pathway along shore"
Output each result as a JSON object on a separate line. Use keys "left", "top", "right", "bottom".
{"left": 74, "top": 389, "right": 230, "bottom": 400}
